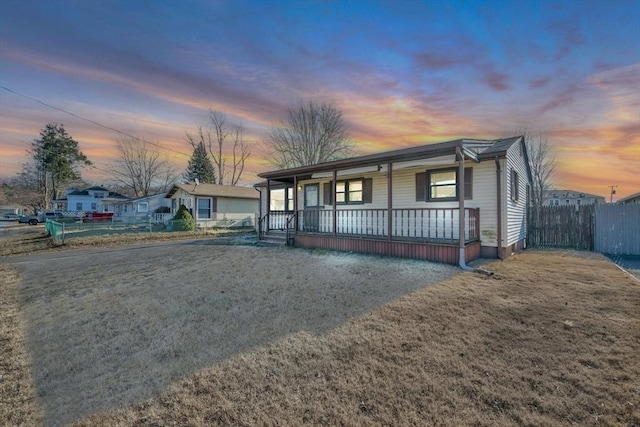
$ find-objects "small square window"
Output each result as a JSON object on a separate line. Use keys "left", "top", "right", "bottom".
{"left": 428, "top": 169, "right": 457, "bottom": 201}
{"left": 336, "top": 180, "right": 363, "bottom": 204}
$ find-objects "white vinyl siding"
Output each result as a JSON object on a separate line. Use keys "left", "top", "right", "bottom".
{"left": 170, "top": 189, "right": 257, "bottom": 221}
{"left": 505, "top": 141, "right": 529, "bottom": 246}
{"left": 216, "top": 197, "right": 257, "bottom": 216}
{"left": 291, "top": 161, "right": 499, "bottom": 245}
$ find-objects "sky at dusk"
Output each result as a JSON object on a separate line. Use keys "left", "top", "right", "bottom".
{"left": 0, "top": 0, "right": 638, "bottom": 200}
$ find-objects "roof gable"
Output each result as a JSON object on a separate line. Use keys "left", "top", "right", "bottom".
{"left": 166, "top": 183, "right": 259, "bottom": 200}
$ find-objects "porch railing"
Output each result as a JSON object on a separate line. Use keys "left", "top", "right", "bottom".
{"left": 293, "top": 208, "right": 479, "bottom": 242}
{"left": 258, "top": 211, "right": 296, "bottom": 242}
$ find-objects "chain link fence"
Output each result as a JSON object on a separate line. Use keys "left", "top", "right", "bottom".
{"left": 43, "top": 214, "right": 256, "bottom": 243}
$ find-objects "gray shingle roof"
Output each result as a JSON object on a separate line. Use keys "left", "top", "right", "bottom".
{"left": 166, "top": 183, "right": 259, "bottom": 199}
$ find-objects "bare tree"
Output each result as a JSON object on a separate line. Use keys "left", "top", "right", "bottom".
{"left": 265, "top": 100, "right": 353, "bottom": 168}
{"left": 207, "top": 110, "right": 250, "bottom": 185}
{"left": 185, "top": 110, "right": 251, "bottom": 186}
{"left": 110, "top": 136, "right": 177, "bottom": 197}
{"left": 512, "top": 130, "right": 556, "bottom": 211}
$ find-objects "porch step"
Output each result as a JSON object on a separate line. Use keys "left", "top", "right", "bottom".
{"left": 257, "top": 230, "right": 290, "bottom": 247}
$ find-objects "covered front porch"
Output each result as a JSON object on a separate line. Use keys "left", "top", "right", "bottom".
{"left": 257, "top": 140, "right": 489, "bottom": 266}
{"left": 259, "top": 207, "right": 480, "bottom": 264}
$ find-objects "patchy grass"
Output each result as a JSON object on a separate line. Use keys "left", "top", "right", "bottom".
{"left": 68, "top": 251, "right": 639, "bottom": 426}
{"left": 0, "top": 265, "right": 42, "bottom": 426}
{"left": 14, "top": 245, "right": 457, "bottom": 425}
{"left": 2, "top": 248, "right": 638, "bottom": 426}
{"left": 0, "top": 227, "right": 248, "bottom": 257}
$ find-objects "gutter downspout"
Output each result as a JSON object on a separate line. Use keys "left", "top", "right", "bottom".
{"left": 457, "top": 147, "right": 475, "bottom": 271}
{"left": 495, "top": 157, "right": 503, "bottom": 259}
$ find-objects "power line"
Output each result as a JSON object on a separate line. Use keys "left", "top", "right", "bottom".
{"left": 0, "top": 84, "right": 191, "bottom": 158}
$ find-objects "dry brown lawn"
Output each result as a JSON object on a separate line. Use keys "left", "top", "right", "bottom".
{"left": 0, "top": 264, "right": 42, "bottom": 426}
{"left": 1, "top": 239, "right": 638, "bottom": 426}
{"left": 78, "top": 252, "right": 639, "bottom": 427}
{"left": 0, "top": 226, "right": 242, "bottom": 257}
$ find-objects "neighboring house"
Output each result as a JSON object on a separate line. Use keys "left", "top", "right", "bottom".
{"left": 617, "top": 191, "right": 640, "bottom": 204}
{"left": 256, "top": 136, "right": 532, "bottom": 266}
{"left": 111, "top": 193, "right": 172, "bottom": 222}
{"left": 165, "top": 183, "right": 259, "bottom": 226}
{"left": 52, "top": 186, "right": 129, "bottom": 213}
{"left": 0, "top": 206, "right": 23, "bottom": 215}
{"left": 542, "top": 189, "right": 605, "bottom": 207}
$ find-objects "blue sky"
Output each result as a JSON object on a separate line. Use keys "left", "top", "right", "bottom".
{"left": 0, "top": 0, "right": 638, "bottom": 198}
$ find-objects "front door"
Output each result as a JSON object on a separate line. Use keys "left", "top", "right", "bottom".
{"left": 303, "top": 184, "right": 320, "bottom": 232}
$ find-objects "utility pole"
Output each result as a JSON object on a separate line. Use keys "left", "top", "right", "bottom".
{"left": 609, "top": 185, "right": 618, "bottom": 203}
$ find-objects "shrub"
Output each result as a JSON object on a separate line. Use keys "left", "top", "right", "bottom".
{"left": 172, "top": 205, "right": 195, "bottom": 231}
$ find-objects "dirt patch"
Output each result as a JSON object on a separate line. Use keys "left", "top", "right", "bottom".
{"left": 14, "top": 244, "right": 457, "bottom": 426}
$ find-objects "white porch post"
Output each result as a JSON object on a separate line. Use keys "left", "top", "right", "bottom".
{"left": 387, "top": 161, "right": 393, "bottom": 241}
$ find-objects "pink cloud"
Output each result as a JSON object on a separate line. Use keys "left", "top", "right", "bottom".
{"left": 483, "top": 72, "right": 511, "bottom": 91}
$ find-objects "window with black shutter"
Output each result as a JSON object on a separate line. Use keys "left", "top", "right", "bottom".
{"left": 415, "top": 167, "right": 473, "bottom": 201}
{"left": 323, "top": 178, "right": 372, "bottom": 205}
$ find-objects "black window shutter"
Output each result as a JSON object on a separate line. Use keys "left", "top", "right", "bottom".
{"left": 323, "top": 181, "right": 333, "bottom": 205}
{"left": 363, "top": 178, "right": 373, "bottom": 203}
{"left": 415, "top": 172, "right": 426, "bottom": 201}
{"left": 464, "top": 167, "right": 473, "bottom": 200}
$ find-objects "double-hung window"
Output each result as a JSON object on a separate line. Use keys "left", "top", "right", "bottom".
{"left": 428, "top": 169, "right": 457, "bottom": 201}
{"left": 416, "top": 167, "right": 473, "bottom": 201}
{"left": 336, "top": 179, "right": 363, "bottom": 204}
{"left": 269, "top": 187, "right": 294, "bottom": 211}
{"left": 197, "top": 198, "right": 211, "bottom": 219}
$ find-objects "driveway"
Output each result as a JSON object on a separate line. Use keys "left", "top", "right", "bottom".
{"left": 13, "top": 242, "right": 459, "bottom": 426}
{"left": 606, "top": 254, "right": 640, "bottom": 280}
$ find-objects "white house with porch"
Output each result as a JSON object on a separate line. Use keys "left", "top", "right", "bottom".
{"left": 52, "top": 186, "right": 129, "bottom": 214}
{"left": 256, "top": 136, "right": 532, "bottom": 266}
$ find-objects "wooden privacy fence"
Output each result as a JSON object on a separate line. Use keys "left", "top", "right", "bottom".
{"left": 527, "top": 205, "right": 595, "bottom": 250}
{"left": 528, "top": 204, "right": 640, "bottom": 255}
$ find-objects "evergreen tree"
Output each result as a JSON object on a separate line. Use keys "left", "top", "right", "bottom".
{"left": 183, "top": 140, "right": 216, "bottom": 183}
{"left": 27, "top": 123, "right": 92, "bottom": 206}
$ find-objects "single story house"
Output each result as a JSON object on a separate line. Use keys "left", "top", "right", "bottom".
{"left": 52, "top": 186, "right": 129, "bottom": 214}
{"left": 111, "top": 193, "right": 172, "bottom": 223}
{"left": 256, "top": 136, "right": 532, "bottom": 266}
{"left": 543, "top": 189, "right": 605, "bottom": 206}
{"left": 0, "top": 206, "right": 23, "bottom": 216}
{"left": 617, "top": 191, "right": 640, "bottom": 204}
{"left": 165, "top": 183, "right": 259, "bottom": 227}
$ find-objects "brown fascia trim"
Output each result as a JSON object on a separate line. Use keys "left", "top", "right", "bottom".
{"left": 258, "top": 139, "right": 465, "bottom": 180}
